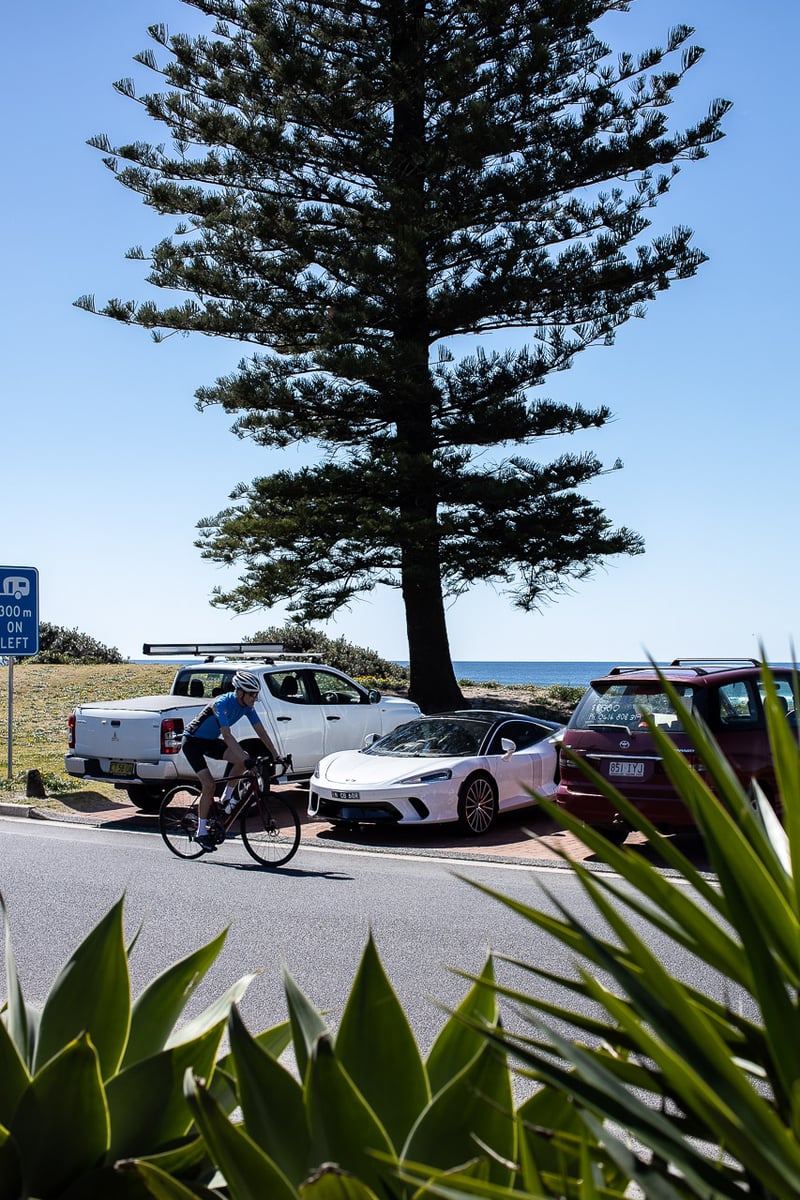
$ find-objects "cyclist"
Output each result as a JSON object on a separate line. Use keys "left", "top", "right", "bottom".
{"left": 181, "top": 669, "right": 286, "bottom": 852}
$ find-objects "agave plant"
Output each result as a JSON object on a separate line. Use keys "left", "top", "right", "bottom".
{"left": 121, "top": 932, "right": 632, "bottom": 1200}
{"left": 433, "top": 662, "right": 800, "bottom": 1199}
{"left": 0, "top": 893, "right": 288, "bottom": 1200}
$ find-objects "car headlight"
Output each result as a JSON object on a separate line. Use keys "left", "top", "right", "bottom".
{"left": 399, "top": 768, "right": 453, "bottom": 785}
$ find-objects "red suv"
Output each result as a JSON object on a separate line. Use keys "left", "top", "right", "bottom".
{"left": 556, "top": 659, "right": 798, "bottom": 841}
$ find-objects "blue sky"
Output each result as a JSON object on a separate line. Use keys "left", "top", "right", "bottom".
{"left": 2, "top": 0, "right": 797, "bottom": 665}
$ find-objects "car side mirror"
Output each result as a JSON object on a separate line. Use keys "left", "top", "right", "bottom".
{"left": 362, "top": 732, "right": 381, "bottom": 747}
{"left": 501, "top": 738, "right": 516, "bottom": 760}
{"left": 367, "top": 689, "right": 382, "bottom": 704}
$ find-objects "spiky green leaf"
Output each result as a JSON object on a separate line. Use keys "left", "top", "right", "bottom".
{"left": 283, "top": 965, "right": 329, "bottom": 1082}
{"left": 306, "top": 1034, "right": 396, "bottom": 1196}
{"left": 228, "top": 1005, "right": 310, "bottom": 1186}
{"left": 106, "top": 1022, "right": 226, "bottom": 1159}
{"left": 335, "top": 933, "right": 429, "bottom": 1148}
{"left": 404, "top": 1042, "right": 515, "bottom": 1188}
{"left": 11, "top": 1033, "right": 109, "bottom": 1197}
{"left": 426, "top": 957, "right": 497, "bottom": 1096}
{"left": 33, "top": 896, "right": 130, "bottom": 1079}
{"left": 185, "top": 1070, "right": 297, "bottom": 1200}
{"left": 124, "top": 928, "right": 229, "bottom": 1066}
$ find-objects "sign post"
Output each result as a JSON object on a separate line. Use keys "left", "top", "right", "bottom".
{"left": 1, "top": 566, "right": 39, "bottom": 779}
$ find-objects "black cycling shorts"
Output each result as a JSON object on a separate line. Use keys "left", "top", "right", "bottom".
{"left": 182, "top": 736, "right": 228, "bottom": 773}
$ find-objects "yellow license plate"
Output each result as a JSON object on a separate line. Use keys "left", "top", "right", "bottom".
{"left": 109, "top": 762, "right": 135, "bottom": 778}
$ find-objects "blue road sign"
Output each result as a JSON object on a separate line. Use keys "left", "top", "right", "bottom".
{"left": 0, "top": 566, "right": 39, "bottom": 656}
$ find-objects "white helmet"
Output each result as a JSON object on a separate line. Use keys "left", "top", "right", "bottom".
{"left": 232, "top": 670, "right": 260, "bottom": 695}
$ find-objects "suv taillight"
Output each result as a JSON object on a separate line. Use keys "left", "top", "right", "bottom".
{"left": 161, "top": 718, "right": 184, "bottom": 754}
{"left": 68, "top": 713, "right": 76, "bottom": 749}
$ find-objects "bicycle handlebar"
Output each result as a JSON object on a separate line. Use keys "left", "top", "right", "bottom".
{"left": 245, "top": 752, "right": 293, "bottom": 778}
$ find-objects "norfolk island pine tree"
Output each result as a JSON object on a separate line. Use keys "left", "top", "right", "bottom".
{"left": 77, "top": 0, "right": 730, "bottom": 712}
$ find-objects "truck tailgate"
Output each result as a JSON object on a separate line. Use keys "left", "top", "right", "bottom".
{"left": 71, "top": 695, "right": 204, "bottom": 761}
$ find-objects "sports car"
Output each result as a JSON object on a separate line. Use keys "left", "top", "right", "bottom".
{"left": 308, "top": 710, "right": 563, "bottom": 836}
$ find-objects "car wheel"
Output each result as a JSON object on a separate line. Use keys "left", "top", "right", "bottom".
{"left": 125, "top": 785, "right": 166, "bottom": 813}
{"left": 595, "top": 822, "right": 630, "bottom": 846}
{"left": 457, "top": 772, "right": 498, "bottom": 836}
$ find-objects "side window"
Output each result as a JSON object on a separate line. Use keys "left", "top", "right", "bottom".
{"left": 311, "top": 670, "right": 364, "bottom": 705}
{"left": 757, "top": 678, "right": 798, "bottom": 723}
{"left": 487, "top": 721, "right": 545, "bottom": 754}
{"left": 265, "top": 672, "right": 310, "bottom": 704}
{"left": 718, "top": 681, "right": 760, "bottom": 727}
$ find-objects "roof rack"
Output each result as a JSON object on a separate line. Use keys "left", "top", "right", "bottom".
{"left": 606, "top": 657, "right": 763, "bottom": 679}
{"left": 142, "top": 642, "right": 323, "bottom": 663}
{"left": 144, "top": 642, "right": 283, "bottom": 657}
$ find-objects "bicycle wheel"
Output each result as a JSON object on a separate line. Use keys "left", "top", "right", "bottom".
{"left": 240, "top": 788, "right": 301, "bottom": 867}
{"left": 159, "top": 784, "right": 205, "bottom": 859}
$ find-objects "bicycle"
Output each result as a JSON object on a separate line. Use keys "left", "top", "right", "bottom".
{"left": 158, "top": 754, "right": 301, "bottom": 868}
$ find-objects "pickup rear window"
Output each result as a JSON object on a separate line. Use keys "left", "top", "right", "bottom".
{"left": 173, "top": 670, "right": 235, "bottom": 699}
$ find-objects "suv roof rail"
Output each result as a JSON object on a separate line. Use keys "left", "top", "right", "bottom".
{"left": 607, "top": 664, "right": 666, "bottom": 676}
{"left": 669, "top": 657, "right": 763, "bottom": 669}
{"left": 605, "top": 657, "right": 764, "bottom": 679}
{"left": 605, "top": 662, "right": 737, "bottom": 679}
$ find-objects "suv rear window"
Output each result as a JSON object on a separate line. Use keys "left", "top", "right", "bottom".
{"left": 570, "top": 682, "right": 696, "bottom": 734}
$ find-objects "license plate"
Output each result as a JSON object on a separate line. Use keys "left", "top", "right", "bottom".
{"left": 109, "top": 762, "right": 135, "bottom": 778}
{"left": 608, "top": 760, "right": 645, "bottom": 778}
{"left": 332, "top": 790, "right": 361, "bottom": 800}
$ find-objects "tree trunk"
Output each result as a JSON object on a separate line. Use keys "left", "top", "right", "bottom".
{"left": 402, "top": 540, "right": 464, "bottom": 713}
{"left": 388, "top": 0, "right": 463, "bottom": 714}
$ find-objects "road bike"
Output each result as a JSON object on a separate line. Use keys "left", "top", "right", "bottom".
{"left": 158, "top": 754, "right": 301, "bottom": 868}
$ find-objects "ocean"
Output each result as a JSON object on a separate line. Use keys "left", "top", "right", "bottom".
{"left": 414, "top": 660, "right": 793, "bottom": 688}
{"left": 400, "top": 661, "right": 638, "bottom": 688}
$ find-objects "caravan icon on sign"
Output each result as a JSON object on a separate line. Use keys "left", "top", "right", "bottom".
{"left": 1, "top": 575, "right": 30, "bottom": 600}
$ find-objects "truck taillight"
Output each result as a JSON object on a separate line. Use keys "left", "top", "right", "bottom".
{"left": 68, "top": 713, "right": 76, "bottom": 749}
{"left": 161, "top": 718, "right": 184, "bottom": 754}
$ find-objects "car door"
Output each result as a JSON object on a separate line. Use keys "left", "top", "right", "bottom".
{"left": 259, "top": 670, "right": 325, "bottom": 773}
{"left": 307, "top": 668, "right": 378, "bottom": 756}
{"left": 486, "top": 720, "right": 553, "bottom": 809}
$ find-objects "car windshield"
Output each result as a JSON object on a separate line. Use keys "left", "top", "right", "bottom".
{"left": 571, "top": 681, "right": 695, "bottom": 734}
{"left": 367, "top": 716, "right": 493, "bottom": 758}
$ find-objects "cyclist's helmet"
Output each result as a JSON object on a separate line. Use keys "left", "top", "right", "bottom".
{"left": 232, "top": 670, "right": 260, "bottom": 695}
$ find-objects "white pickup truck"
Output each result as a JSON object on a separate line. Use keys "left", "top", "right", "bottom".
{"left": 65, "top": 647, "right": 421, "bottom": 811}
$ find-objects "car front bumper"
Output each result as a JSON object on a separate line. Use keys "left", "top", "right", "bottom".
{"left": 308, "top": 782, "right": 448, "bottom": 824}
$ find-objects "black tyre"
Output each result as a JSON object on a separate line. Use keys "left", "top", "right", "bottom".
{"left": 457, "top": 772, "right": 498, "bottom": 836}
{"left": 240, "top": 790, "right": 301, "bottom": 867}
{"left": 126, "top": 784, "right": 166, "bottom": 813}
{"left": 159, "top": 784, "right": 205, "bottom": 859}
{"left": 596, "top": 822, "right": 630, "bottom": 846}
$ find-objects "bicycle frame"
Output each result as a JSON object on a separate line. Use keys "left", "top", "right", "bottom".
{"left": 159, "top": 754, "right": 300, "bottom": 867}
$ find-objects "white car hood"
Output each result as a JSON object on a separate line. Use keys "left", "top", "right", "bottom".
{"left": 317, "top": 750, "right": 456, "bottom": 786}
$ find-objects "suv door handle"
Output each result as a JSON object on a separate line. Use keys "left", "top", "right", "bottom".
{"left": 326, "top": 715, "right": 341, "bottom": 721}
{"left": 276, "top": 716, "right": 292, "bottom": 722}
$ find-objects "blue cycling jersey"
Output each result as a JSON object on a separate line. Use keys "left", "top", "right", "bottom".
{"left": 185, "top": 691, "right": 261, "bottom": 740}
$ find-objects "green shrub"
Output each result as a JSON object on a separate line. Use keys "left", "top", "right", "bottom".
{"left": 250, "top": 625, "right": 408, "bottom": 682}
{"left": 28, "top": 623, "right": 124, "bottom": 665}
{"left": 543, "top": 683, "right": 584, "bottom": 705}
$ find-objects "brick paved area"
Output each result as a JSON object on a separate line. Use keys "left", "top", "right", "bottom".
{"left": 1, "top": 782, "right": 711, "bottom": 871}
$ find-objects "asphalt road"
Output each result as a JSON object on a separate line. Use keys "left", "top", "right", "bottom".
{"left": 0, "top": 813, "right": 722, "bottom": 1062}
